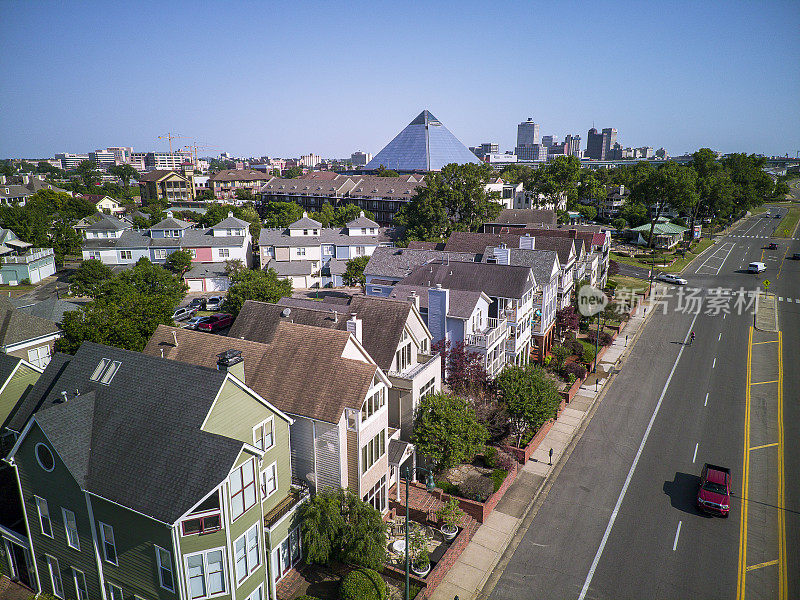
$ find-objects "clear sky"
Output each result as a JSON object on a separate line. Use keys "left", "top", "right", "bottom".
{"left": 1, "top": 1, "right": 798, "bottom": 159}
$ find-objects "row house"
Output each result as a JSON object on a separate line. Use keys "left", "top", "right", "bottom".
{"left": 0, "top": 174, "right": 67, "bottom": 206}
{"left": 145, "top": 322, "right": 396, "bottom": 518}
{"left": 0, "top": 298, "right": 61, "bottom": 369}
{"left": 81, "top": 213, "right": 252, "bottom": 292}
{"left": 3, "top": 341, "right": 299, "bottom": 600}
{"left": 208, "top": 170, "right": 273, "bottom": 203}
{"left": 259, "top": 212, "right": 392, "bottom": 289}
{"left": 229, "top": 295, "right": 440, "bottom": 448}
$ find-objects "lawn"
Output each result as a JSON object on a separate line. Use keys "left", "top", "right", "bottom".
{"left": 609, "top": 275, "right": 649, "bottom": 293}
{"left": 774, "top": 207, "right": 800, "bottom": 239}
{"left": 611, "top": 238, "right": 715, "bottom": 273}
{"left": 0, "top": 284, "right": 37, "bottom": 296}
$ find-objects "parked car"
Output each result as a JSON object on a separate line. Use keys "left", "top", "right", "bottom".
{"left": 766, "top": 242, "right": 778, "bottom": 250}
{"left": 184, "top": 315, "right": 210, "bottom": 330}
{"left": 763, "top": 212, "right": 771, "bottom": 218}
{"left": 205, "top": 296, "right": 225, "bottom": 311}
{"left": 748, "top": 262, "right": 766, "bottom": 273}
{"left": 196, "top": 313, "right": 234, "bottom": 332}
{"left": 775, "top": 213, "right": 781, "bottom": 218}
{"left": 172, "top": 306, "right": 197, "bottom": 322}
{"left": 657, "top": 273, "right": 688, "bottom": 285}
{"left": 697, "top": 463, "right": 732, "bottom": 517}
{"left": 792, "top": 253, "right": 800, "bottom": 260}
{"left": 188, "top": 297, "right": 207, "bottom": 310}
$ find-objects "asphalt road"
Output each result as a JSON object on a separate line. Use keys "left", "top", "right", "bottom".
{"left": 488, "top": 208, "right": 797, "bottom": 599}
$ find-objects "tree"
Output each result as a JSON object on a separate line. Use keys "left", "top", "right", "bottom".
{"left": 223, "top": 268, "right": 292, "bottom": 316}
{"left": 299, "top": 488, "right": 386, "bottom": 570}
{"left": 164, "top": 249, "right": 193, "bottom": 276}
{"left": 343, "top": 255, "right": 369, "bottom": 286}
{"left": 432, "top": 339, "right": 489, "bottom": 398}
{"left": 551, "top": 344, "right": 571, "bottom": 373}
{"left": 311, "top": 202, "right": 336, "bottom": 227}
{"left": 612, "top": 217, "right": 628, "bottom": 230}
{"left": 619, "top": 199, "right": 648, "bottom": 228}
{"left": 284, "top": 166, "right": 303, "bottom": 178}
{"left": 196, "top": 189, "right": 215, "bottom": 202}
{"left": 579, "top": 170, "right": 606, "bottom": 206}
{"left": 330, "top": 204, "right": 376, "bottom": 227}
{"left": 555, "top": 306, "right": 580, "bottom": 337}
{"left": 576, "top": 205, "right": 597, "bottom": 221}
{"left": 633, "top": 163, "right": 698, "bottom": 248}
{"left": 108, "top": 164, "right": 138, "bottom": 188}
{"left": 395, "top": 162, "right": 501, "bottom": 242}
{"left": 541, "top": 155, "right": 581, "bottom": 209}
{"left": 374, "top": 166, "right": 399, "bottom": 177}
{"left": 70, "top": 259, "right": 113, "bottom": 297}
{"left": 234, "top": 188, "right": 255, "bottom": 202}
{"left": 412, "top": 392, "right": 488, "bottom": 472}
{"left": 496, "top": 365, "right": 562, "bottom": 447}
{"left": 262, "top": 201, "right": 303, "bottom": 228}
{"left": 75, "top": 160, "right": 101, "bottom": 188}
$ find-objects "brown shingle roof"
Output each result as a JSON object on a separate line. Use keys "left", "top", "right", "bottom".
{"left": 488, "top": 208, "right": 557, "bottom": 226}
{"left": 137, "top": 170, "right": 182, "bottom": 182}
{"left": 443, "top": 232, "right": 526, "bottom": 254}
{"left": 209, "top": 169, "right": 273, "bottom": 182}
{"left": 144, "top": 323, "right": 376, "bottom": 424}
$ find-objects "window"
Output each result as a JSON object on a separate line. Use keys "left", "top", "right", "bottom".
{"left": 361, "top": 430, "right": 386, "bottom": 474}
{"left": 355, "top": 246, "right": 365, "bottom": 256}
{"left": 35, "top": 443, "right": 55, "bottom": 471}
{"left": 72, "top": 568, "right": 88, "bottom": 600}
{"left": 297, "top": 247, "right": 306, "bottom": 256}
{"left": 229, "top": 459, "right": 257, "bottom": 520}
{"left": 244, "top": 585, "right": 264, "bottom": 600}
{"left": 88, "top": 251, "right": 101, "bottom": 260}
{"left": 155, "top": 545, "right": 174, "bottom": 591}
{"left": 395, "top": 342, "right": 412, "bottom": 372}
{"left": 261, "top": 462, "right": 278, "bottom": 498}
{"left": 99, "top": 522, "right": 117, "bottom": 565}
{"left": 361, "top": 228, "right": 367, "bottom": 234}
{"left": 219, "top": 248, "right": 230, "bottom": 258}
{"left": 62, "top": 508, "right": 80, "bottom": 550}
{"left": 346, "top": 409, "right": 358, "bottom": 431}
{"left": 120, "top": 250, "right": 132, "bottom": 260}
{"left": 252, "top": 418, "right": 274, "bottom": 451}
{"left": 363, "top": 475, "right": 387, "bottom": 512}
{"left": 181, "top": 512, "right": 221, "bottom": 536}
{"left": 108, "top": 583, "right": 124, "bottom": 600}
{"left": 186, "top": 548, "right": 226, "bottom": 599}
{"left": 361, "top": 387, "right": 385, "bottom": 422}
{"left": 46, "top": 555, "right": 63, "bottom": 598}
{"left": 234, "top": 524, "right": 260, "bottom": 583}
{"left": 154, "top": 249, "right": 167, "bottom": 260}
{"left": 90, "top": 359, "right": 121, "bottom": 385}
{"left": 420, "top": 378, "right": 436, "bottom": 399}
{"left": 189, "top": 248, "right": 197, "bottom": 258}
{"left": 35, "top": 496, "right": 53, "bottom": 537}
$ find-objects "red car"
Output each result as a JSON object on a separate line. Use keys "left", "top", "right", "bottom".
{"left": 196, "top": 313, "right": 234, "bottom": 332}
{"left": 697, "top": 463, "right": 732, "bottom": 517}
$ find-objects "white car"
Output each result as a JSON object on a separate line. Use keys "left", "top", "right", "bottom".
{"left": 657, "top": 273, "right": 688, "bottom": 285}
{"left": 172, "top": 306, "right": 197, "bottom": 321}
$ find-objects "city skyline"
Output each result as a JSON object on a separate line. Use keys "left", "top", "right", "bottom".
{"left": 1, "top": 1, "right": 798, "bottom": 159}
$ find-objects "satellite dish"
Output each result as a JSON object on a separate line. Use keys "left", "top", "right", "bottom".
{"left": 281, "top": 308, "right": 291, "bottom": 317}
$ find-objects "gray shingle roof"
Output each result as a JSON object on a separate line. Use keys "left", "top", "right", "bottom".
{"left": 12, "top": 298, "right": 82, "bottom": 324}
{"left": 346, "top": 213, "right": 381, "bottom": 229}
{"left": 82, "top": 227, "right": 246, "bottom": 250}
{"left": 486, "top": 208, "right": 557, "bottom": 226}
{"left": 258, "top": 226, "right": 391, "bottom": 248}
{"left": 212, "top": 215, "right": 250, "bottom": 229}
{"left": 400, "top": 260, "right": 535, "bottom": 300}
{"left": 184, "top": 263, "right": 228, "bottom": 279}
{"left": 265, "top": 259, "right": 314, "bottom": 276}
{"left": 363, "top": 247, "right": 477, "bottom": 280}
{"left": 481, "top": 248, "right": 560, "bottom": 286}
{"left": 386, "top": 283, "right": 483, "bottom": 319}
{"left": 28, "top": 342, "right": 242, "bottom": 524}
{"left": 0, "top": 353, "right": 21, "bottom": 386}
{"left": 525, "top": 236, "right": 576, "bottom": 265}
{"left": 0, "top": 298, "right": 61, "bottom": 347}
{"left": 288, "top": 215, "right": 322, "bottom": 229}
{"left": 151, "top": 216, "right": 193, "bottom": 230}
{"left": 84, "top": 214, "right": 131, "bottom": 231}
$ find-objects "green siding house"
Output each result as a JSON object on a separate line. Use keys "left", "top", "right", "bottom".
{"left": 2, "top": 342, "right": 303, "bottom": 600}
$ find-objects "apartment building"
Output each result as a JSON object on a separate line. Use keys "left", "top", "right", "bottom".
{"left": 208, "top": 170, "right": 273, "bottom": 203}
{"left": 145, "top": 322, "right": 395, "bottom": 517}
{"left": 259, "top": 212, "right": 392, "bottom": 288}
{"left": 485, "top": 178, "right": 524, "bottom": 210}
{"left": 3, "top": 341, "right": 299, "bottom": 600}
{"left": 138, "top": 170, "right": 196, "bottom": 203}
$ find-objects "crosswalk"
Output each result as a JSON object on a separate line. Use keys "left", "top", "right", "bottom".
{"left": 776, "top": 297, "right": 800, "bottom": 304}
{"left": 725, "top": 235, "right": 776, "bottom": 239}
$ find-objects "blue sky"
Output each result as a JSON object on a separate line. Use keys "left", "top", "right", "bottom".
{"left": 1, "top": 1, "right": 798, "bottom": 159}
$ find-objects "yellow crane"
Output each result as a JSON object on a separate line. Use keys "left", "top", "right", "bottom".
{"left": 184, "top": 142, "right": 218, "bottom": 164}
{"left": 158, "top": 132, "right": 189, "bottom": 154}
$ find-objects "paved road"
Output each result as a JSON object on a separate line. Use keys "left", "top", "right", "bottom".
{"left": 488, "top": 208, "right": 796, "bottom": 599}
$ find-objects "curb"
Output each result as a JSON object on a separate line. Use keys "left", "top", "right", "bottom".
{"left": 475, "top": 292, "right": 661, "bottom": 600}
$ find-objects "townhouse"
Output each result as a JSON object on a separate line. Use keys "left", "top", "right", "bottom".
{"left": 0, "top": 353, "right": 42, "bottom": 455}
{"left": 144, "top": 322, "right": 397, "bottom": 517}
{"left": 3, "top": 341, "right": 298, "bottom": 600}
{"left": 81, "top": 213, "right": 252, "bottom": 291}
{"left": 138, "top": 170, "right": 196, "bottom": 203}
{"left": 0, "top": 228, "right": 56, "bottom": 285}
{"left": 0, "top": 298, "right": 61, "bottom": 369}
{"left": 208, "top": 171, "right": 273, "bottom": 203}
{"left": 259, "top": 212, "right": 392, "bottom": 289}
{"left": 0, "top": 174, "right": 67, "bottom": 206}
{"left": 228, "top": 295, "right": 440, "bottom": 446}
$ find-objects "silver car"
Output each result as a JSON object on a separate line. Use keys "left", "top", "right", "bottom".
{"left": 657, "top": 273, "right": 688, "bottom": 285}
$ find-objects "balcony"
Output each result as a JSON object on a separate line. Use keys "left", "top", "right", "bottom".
{"left": 1, "top": 248, "right": 54, "bottom": 264}
{"left": 388, "top": 352, "right": 440, "bottom": 389}
{"left": 264, "top": 479, "right": 311, "bottom": 529}
{"left": 464, "top": 317, "right": 508, "bottom": 349}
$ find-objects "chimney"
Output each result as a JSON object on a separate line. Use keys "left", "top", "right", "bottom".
{"left": 302, "top": 211, "right": 308, "bottom": 217}
{"left": 494, "top": 246, "right": 510, "bottom": 265}
{"left": 519, "top": 234, "right": 534, "bottom": 250}
{"left": 332, "top": 310, "right": 338, "bottom": 323}
{"left": 172, "top": 331, "right": 178, "bottom": 346}
{"left": 228, "top": 211, "right": 234, "bottom": 218}
{"left": 359, "top": 210, "right": 365, "bottom": 217}
{"left": 408, "top": 291, "right": 420, "bottom": 311}
{"left": 346, "top": 313, "right": 362, "bottom": 344}
{"left": 216, "top": 349, "right": 245, "bottom": 383}
{"left": 569, "top": 229, "right": 578, "bottom": 239}
{"left": 427, "top": 284, "right": 449, "bottom": 343}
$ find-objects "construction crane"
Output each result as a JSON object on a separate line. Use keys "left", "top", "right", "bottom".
{"left": 158, "top": 132, "right": 189, "bottom": 155}
{"left": 184, "top": 142, "right": 218, "bottom": 164}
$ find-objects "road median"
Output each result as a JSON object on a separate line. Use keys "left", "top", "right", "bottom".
{"left": 755, "top": 292, "right": 778, "bottom": 332}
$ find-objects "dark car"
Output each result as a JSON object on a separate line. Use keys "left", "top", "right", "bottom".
{"left": 188, "top": 297, "right": 207, "bottom": 310}
{"left": 793, "top": 253, "right": 800, "bottom": 260}
{"left": 697, "top": 463, "right": 732, "bottom": 517}
{"left": 196, "top": 313, "right": 234, "bottom": 332}
{"left": 767, "top": 242, "right": 778, "bottom": 249}
{"left": 775, "top": 213, "right": 781, "bottom": 218}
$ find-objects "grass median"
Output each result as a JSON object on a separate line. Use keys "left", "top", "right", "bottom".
{"left": 774, "top": 206, "right": 800, "bottom": 238}
{"left": 609, "top": 275, "right": 649, "bottom": 293}
{"left": 611, "top": 238, "right": 715, "bottom": 273}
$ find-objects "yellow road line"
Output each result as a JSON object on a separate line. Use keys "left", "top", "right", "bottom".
{"left": 746, "top": 559, "right": 779, "bottom": 572}
{"left": 752, "top": 340, "right": 779, "bottom": 345}
{"left": 737, "top": 326, "right": 753, "bottom": 600}
{"left": 750, "top": 379, "right": 779, "bottom": 385}
{"left": 776, "top": 246, "right": 789, "bottom": 280}
{"left": 749, "top": 442, "right": 779, "bottom": 451}
{"left": 777, "top": 331, "right": 786, "bottom": 600}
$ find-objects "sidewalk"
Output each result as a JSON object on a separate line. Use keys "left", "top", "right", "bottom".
{"left": 430, "top": 304, "right": 654, "bottom": 600}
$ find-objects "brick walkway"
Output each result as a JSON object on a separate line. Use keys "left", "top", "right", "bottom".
{"left": 388, "top": 483, "right": 473, "bottom": 528}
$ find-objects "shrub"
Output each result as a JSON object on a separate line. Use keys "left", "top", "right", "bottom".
{"left": 496, "top": 365, "right": 562, "bottom": 447}
{"left": 339, "top": 568, "right": 388, "bottom": 600}
{"left": 495, "top": 449, "right": 514, "bottom": 471}
{"left": 436, "top": 496, "right": 465, "bottom": 529}
{"left": 582, "top": 345, "right": 596, "bottom": 364}
{"left": 459, "top": 475, "right": 494, "bottom": 502}
{"left": 491, "top": 469, "right": 509, "bottom": 492}
{"left": 551, "top": 344, "right": 571, "bottom": 372}
{"left": 436, "top": 480, "right": 460, "bottom": 496}
{"left": 587, "top": 330, "right": 613, "bottom": 347}
{"left": 483, "top": 446, "right": 498, "bottom": 468}
{"left": 563, "top": 361, "right": 587, "bottom": 381}
{"left": 571, "top": 339, "right": 585, "bottom": 357}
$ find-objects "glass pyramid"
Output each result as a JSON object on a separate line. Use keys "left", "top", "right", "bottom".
{"left": 366, "top": 110, "right": 480, "bottom": 172}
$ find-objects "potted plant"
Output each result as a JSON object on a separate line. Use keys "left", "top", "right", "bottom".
{"left": 436, "top": 497, "right": 465, "bottom": 542}
{"left": 409, "top": 524, "right": 431, "bottom": 577}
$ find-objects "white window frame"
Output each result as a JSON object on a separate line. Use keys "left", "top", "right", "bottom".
{"left": 46, "top": 555, "right": 63, "bottom": 598}
{"left": 252, "top": 417, "right": 274, "bottom": 452}
{"left": 154, "top": 249, "right": 167, "bottom": 260}
{"left": 99, "top": 522, "right": 118, "bottom": 565}
{"left": 72, "top": 568, "right": 89, "bottom": 600}
{"left": 218, "top": 248, "right": 230, "bottom": 258}
{"left": 108, "top": 582, "right": 124, "bottom": 600}
{"left": 261, "top": 462, "right": 278, "bottom": 499}
{"left": 28, "top": 345, "right": 52, "bottom": 369}
{"left": 35, "top": 496, "right": 53, "bottom": 538}
{"left": 155, "top": 545, "right": 174, "bottom": 592}
{"left": 234, "top": 523, "right": 260, "bottom": 584}
{"left": 120, "top": 250, "right": 132, "bottom": 260}
{"left": 244, "top": 584, "right": 264, "bottom": 600}
{"left": 184, "top": 547, "right": 227, "bottom": 599}
{"left": 297, "top": 247, "right": 306, "bottom": 256}
{"left": 62, "top": 508, "right": 80, "bottom": 550}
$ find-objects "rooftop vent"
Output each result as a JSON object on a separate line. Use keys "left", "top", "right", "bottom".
{"left": 281, "top": 308, "right": 292, "bottom": 317}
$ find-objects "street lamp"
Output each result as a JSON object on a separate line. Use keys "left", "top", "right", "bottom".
{"left": 402, "top": 464, "right": 435, "bottom": 600}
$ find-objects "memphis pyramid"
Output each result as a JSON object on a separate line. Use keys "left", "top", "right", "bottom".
{"left": 366, "top": 110, "right": 480, "bottom": 172}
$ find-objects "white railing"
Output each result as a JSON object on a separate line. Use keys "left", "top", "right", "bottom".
{"left": 1, "top": 248, "right": 54, "bottom": 264}
{"left": 464, "top": 317, "right": 508, "bottom": 349}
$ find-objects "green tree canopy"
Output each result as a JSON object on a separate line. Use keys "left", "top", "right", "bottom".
{"left": 75, "top": 160, "right": 101, "bottom": 188}
{"left": 164, "top": 249, "right": 193, "bottom": 276}
{"left": 108, "top": 163, "right": 139, "bottom": 188}
{"left": 395, "top": 162, "right": 501, "bottom": 242}
{"left": 496, "top": 365, "right": 562, "bottom": 446}
{"left": 223, "top": 268, "right": 292, "bottom": 316}
{"left": 70, "top": 259, "right": 113, "bottom": 297}
{"left": 284, "top": 166, "right": 303, "bottom": 178}
{"left": 262, "top": 201, "right": 303, "bottom": 228}
{"left": 342, "top": 255, "right": 369, "bottom": 286}
{"left": 631, "top": 162, "right": 698, "bottom": 247}
{"left": 299, "top": 488, "right": 386, "bottom": 570}
{"left": 374, "top": 166, "right": 399, "bottom": 177}
{"left": 412, "top": 392, "right": 488, "bottom": 472}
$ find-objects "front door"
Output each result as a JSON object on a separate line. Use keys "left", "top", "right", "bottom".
{"left": 4, "top": 539, "right": 33, "bottom": 588}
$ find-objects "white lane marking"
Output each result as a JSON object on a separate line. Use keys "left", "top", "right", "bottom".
{"left": 692, "top": 443, "right": 699, "bottom": 463}
{"left": 719, "top": 333, "right": 722, "bottom": 341}
{"left": 704, "top": 392, "right": 709, "bottom": 406}
{"left": 714, "top": 242, "right": 737, "bottom": 275}
{"left": 723, "top": 314, "right": 726, "bottom": 319}
{"left": 712, "top": 357, "right": 716, "bottom": 368}
{"left": 673, "top": 521, "right": 682, "bottom": 551}
{"left": 778, "top": 297, "right": 783, "bottom": 301}
{"left": 578, "top": 312, "right": 700, "bottom": 599}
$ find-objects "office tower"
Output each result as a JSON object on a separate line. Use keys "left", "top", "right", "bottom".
{"left": 351, "top": 151, "right": 372, "bottom": 166}
{"left": 565, "top": 134, "right": 582, "bottom": 157}
{"left": 602, "top": 128, "right": 617, "bottom": 156}
{"left": 586, "top": 128, "right": 607, "bottom": 160}
{"left": 517, "top": 118, "right": 540, "bottom": 147}
{"left": 541, "top": 135, "right": 556, "bottom": 148}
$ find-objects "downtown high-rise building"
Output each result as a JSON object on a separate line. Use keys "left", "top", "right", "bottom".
{"left": 585, "top": 128, "right": 607, "bottom": 160}
{"left": 516, "top": 118, "right": 540, "bottom": 147}
{"left": 565, "top": 134, "right": 581, "bottom": 157}
{"left": 541, "top": 135, "right": 556, "bottom": 148}
{"left": 602, "top": 128, "right": 617, "bottom": 157}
